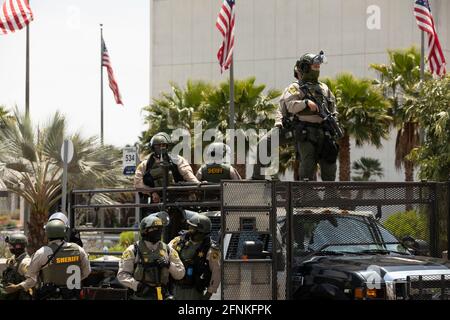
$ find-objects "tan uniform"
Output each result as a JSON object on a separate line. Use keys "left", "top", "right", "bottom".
{"left": 276, "top": 81, "right": 336, "bottom": 126}
{"left": 169, "top": 236, "right": 221, "bottom": 296}
{"left": 6, "top": 254, "right": 31, "bottom": 278}
{"left": 117, "top": 240, "right": 185, "bottom": 292}
{"left": 17, "top": 240, "right": 91, "bottom": 291}
{"left": 134, "top": 154, "right": 199, "bottom": 192}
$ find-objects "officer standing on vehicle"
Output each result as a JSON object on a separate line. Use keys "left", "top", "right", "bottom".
{"left": 169, "top": 213, "right": 220, "bottom": 300}
{"left": 278, "top": 51, "right": 339, "bottom": 181}
{"left": 117, "top": 213, "right": 185, "bottom": 300}
{"left": 0, "top": 234, "right": 31, "bottom": 300}
{"left": 4, "top": 219, "right": 91, "bottom": 299}
{"left": 196, "top": 142, "right": 241, "bottom": 183}
{"left": 134, "top": 132, "right": 199, "bottom": 204}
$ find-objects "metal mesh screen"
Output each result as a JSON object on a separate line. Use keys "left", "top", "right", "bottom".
{"left": 222, "top": 181, "right": 272, "bottom": 207}
{"left": 222, "top": 261, "right": 273, "bottom": 300}
{"left": 406, "top": 275, "right": 450, "bottom": 300}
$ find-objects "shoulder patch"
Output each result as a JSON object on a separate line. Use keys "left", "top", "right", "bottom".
{"left": 121, "top": 249, "right": 133, "bottom": 260}
{"left": 170, "top": 249, "right": 179, "bottom": 259}
{"left": 210, "top": 250, "right": 220, "bottom": 261}
{"left": 288, "top": 85, "right": 299, "bottom": 95}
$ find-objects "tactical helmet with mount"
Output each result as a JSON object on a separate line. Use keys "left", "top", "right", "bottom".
{"left": 294, "top": 50, "right": 326, "bottom": 81}
{"left": 5, "top": 233, "right": 28, "bottom": 246}
{"left": 44, "top": 219, "right": 68, "bottom": 240}
{"left": 187, "top": 214, "right": 212, "bottom": 234}
{"left": 139, "top": 215, "right": 164, "bottom": 235}
{"left": 149, "top": 132, "right": 172, "bottom": 148}
{"left": 205, "top": 142, "right": 231, "bottom": 164}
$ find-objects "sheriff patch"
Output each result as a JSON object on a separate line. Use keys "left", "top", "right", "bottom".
{"left": 207, "top": 167, "right": 223, "bottom": 174}
{"left": 288, "top": 85, "right": 299, "bottom": 95}
{"left": 56, "top": 256, "right": 80, "bottom": 264}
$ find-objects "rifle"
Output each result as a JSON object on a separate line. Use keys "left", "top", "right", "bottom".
{"left": 299, "top": 84, "right": 344, "bottom": 139}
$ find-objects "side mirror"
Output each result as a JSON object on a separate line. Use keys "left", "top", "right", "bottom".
{"left": 401, "top": 235, "right": 430, "bottom": 256}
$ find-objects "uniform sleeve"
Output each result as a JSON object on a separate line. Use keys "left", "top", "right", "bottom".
{"left": 78, "top": 247, "right": 91, "bottom": 280}
{"left": 18, "top": 248, "right": 49, "bottom": 290}
{"left": 176, "top": 156, "right": 200, "bottom": 183}
{"left": 117, "top": 245, "right": 139, "bottom": 292}
{"left": 18, "top": 257, "right": 31, "bottom": 277}
{"left": 206, "top": 247, "right": 221, "bottom": 294}
{"left": 280, "top": 83, "right": 308, "bottom": 115}
{"left": 274, "top": 105, "right": 284, "bottom": 127}
{"left": 168, "top": 246, "right": 185, "bottom": 280}
{"left": 134, "top": 160, "right": 153, "bottom": 191}
{"left": 195, "top": 167, "right": 203, "bottom": 181}
{"left": 230, "top": 166, "right": 242, "bottom": 180}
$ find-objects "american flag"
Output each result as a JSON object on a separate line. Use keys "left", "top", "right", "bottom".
{"left": 216, "top": 0, "right": 235, "bottom": 73}
{"left": 0, "top": 0, "right": 33, "bottom": 35}
{"left": 414, "top": 0, "right": 446, "bottom": 76}
{"left": 102, "top": 37, "right": 123, "bottom": 105}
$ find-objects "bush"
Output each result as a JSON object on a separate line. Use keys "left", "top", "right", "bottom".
{"left": 119, "top": 231, "right": 136, "bottom": 247}
{"left": 383, "top": 210, "right": 428, "bottom": 241}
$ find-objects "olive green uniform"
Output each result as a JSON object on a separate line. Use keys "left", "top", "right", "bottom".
{"left": 169, "top": 235, "right": 221, "bottom": 300}
{"left": 0, "top": 252, "right": 31, "bottom": 300}
{"left": 279, "top": 81, "right": 338, "bottom": 181}
{"left": 117, "top": 240, "right": 185, "bottom": 300}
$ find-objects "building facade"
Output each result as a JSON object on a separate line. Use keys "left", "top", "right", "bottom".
{"left": 149, "top": 0, "right": 449, "bottom": 181}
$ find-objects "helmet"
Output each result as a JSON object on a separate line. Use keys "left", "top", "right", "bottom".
{"left": 187, "top": 214, "right": 212, "bottom": 234}
{"left": 149, "top": 132, "right": 172, "bottom": 149}
{"left": 205, "top": 142, "right": 231, "bottom": 164}
{"left": 139, "top": 215, "right": 164, "bottom": 235}
{"left": 5, "top": 233, "right": 28, "bottom": 246}
{"left": 294, "top": 51, "right": 326, "bottom": 81}
{"left": 44, "top": 219, "right": 67, "bottom": 240}
{"left": 48, "top": 212, "right": 69, "bottom": 226}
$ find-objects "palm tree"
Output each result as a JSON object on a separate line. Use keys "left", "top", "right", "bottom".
{"left": 323, "top": 73, "right": 391, "bottom": 181}
{"left": 370, "top": 47, "right": 430, "bottom": 181}
{"left": 198, "top": 77, "right": 281, "bottom": 178}
{"left": 352, "top": 157, "right": 384, "bottom": 181}
{"left": 0, "top": 109, "right": 127, "bottom": 251}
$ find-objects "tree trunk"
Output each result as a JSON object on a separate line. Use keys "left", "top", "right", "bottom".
{"left": 338, "top": 134, "right": 351, "bottom": 181}
{"left": 27, "top": 209, "right": 48, "bottom": 253}
{"left": 404, "top": 160, "right": 414, "bottom": 181}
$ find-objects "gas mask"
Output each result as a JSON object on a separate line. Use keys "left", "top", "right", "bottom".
{"left": 7, "top": 244, "right": 25, "bottom": 257}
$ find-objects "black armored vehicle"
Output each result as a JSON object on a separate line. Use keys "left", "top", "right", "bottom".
{"left": 282, "top": 209, "right": 450, "bottom": 300}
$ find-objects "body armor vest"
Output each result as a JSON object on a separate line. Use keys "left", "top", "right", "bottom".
{"left": 143, "top": 153, "right": 184, "bottom": 187}
{"left": 173, "top": 234, "right": 212, "bottom": 291}
{"left": 1, "top": 252, "right": 28, "bottom": 285}
{"left": 296, "top": 81, "right": 331, "bottom": 116}
{"left": 200, "top": 163, "right": 232, "bottom": 183}
{"left": 40, "top": 242, "right": 82, "bottom": 287}
{"left": 133, "top": 241, "right": 170, "bottom": 286}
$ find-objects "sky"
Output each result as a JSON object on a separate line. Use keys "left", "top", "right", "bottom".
{"left": 0, "top": 0, "right": 149, "bottom": 148}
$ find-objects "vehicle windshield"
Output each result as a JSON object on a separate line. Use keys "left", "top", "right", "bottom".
{"left": 292, "top": 214, "right": 409, "bottom": 255}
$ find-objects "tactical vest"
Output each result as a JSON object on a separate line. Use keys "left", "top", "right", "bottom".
{"left": 200, "top": 163, "right": 232, "bottom": 183}
{"left": 144, "top": 153, "right": 184, "bottom": 187}
{"left": 173, "top": 233, "right": 212, "bottom": 291}
{"left": 1, "top": 252, "right": 28, "bottom": 286}
{"left": 133, "top": 241, "right": 170, "bottom": 287}
{"left": 296, "top": 81, "right": 331, "bottom": 116}
{"left": 40, "top": 242, "right": 82, "bottom": 287}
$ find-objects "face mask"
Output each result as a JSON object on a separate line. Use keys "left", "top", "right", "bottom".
{"left": 302, "top": 69, "right": 320, "bottom": 83}
{"left": 143, "top": 229, "right": 162, "bottom": 243}
{"left": 8, "top": 245, "right": 25, "bottom": 257}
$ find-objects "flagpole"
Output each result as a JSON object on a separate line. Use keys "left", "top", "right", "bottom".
{"left": 420, "top": 30, "right": 425, "bottom": 80}
{"left": 229, "top": 58, "right": 235, "bottom": 130}
{"left": 100, "top": 24, "right": 104, "bottom": 146}
{"left": 25, "top": 22, "right": 30, "bottom": 117}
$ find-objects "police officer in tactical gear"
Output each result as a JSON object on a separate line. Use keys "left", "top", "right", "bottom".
{"left": 5, "top": 219, "right": 91, "bottom": 299}
{"left": 134, "top": 132, "right": 199, "bottom": 204}
{"left": 196, "top": 142, "right": 241, "bottom": 183}
{"left": 169, "top": 213, "right": 221, "bottom": 300}
{"left": 277, "top": 51, "right": 339, "bottom": 181}
{"left": 117, "top": 213, "right": 185, "bottom": 300}
{"left": 0, "top": 233, "right": 31, "bottom": 300}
